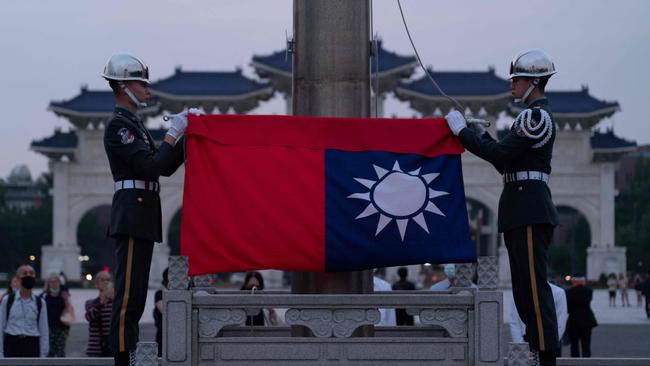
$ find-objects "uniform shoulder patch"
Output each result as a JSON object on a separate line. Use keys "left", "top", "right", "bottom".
{"left": 117, "top": 127, "right": 135, "bottom": 144}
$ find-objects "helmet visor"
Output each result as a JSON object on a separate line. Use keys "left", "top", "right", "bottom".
{"left": 126, "top": 67, "right": 149, "bottom": 80}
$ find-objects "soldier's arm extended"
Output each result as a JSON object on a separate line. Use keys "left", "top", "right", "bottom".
{"left": 457, "top": 108, "right": 548, "bottom": 168}
{"left": 160, "top": 136, "right": 185, "bottom": 177}
{"left": 106, "top": 120, "right": 180, "bottom": 178}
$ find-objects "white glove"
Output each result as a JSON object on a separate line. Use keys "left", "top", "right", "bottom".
{"left": 445, "top": 111, "right": 467, "bottom": 136}
{"left": 167, "top": 111, "right": 189, "bottom": 140}
{"left": 188, "top": 107, "right": 204, "bottom": 116}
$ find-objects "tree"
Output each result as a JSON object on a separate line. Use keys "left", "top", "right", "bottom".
{"left": 616, "top": 158, "right": 650, "bottom": 275}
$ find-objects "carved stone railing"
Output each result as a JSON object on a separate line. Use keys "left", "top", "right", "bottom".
{"left": 163, "top": 256, "right": 504, "bottom": 366}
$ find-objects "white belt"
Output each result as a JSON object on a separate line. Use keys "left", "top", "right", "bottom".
{"left": 114, "top": 180, "right": 160, "bottom": 193}
{"left": 503, "top": 171, "right": 549, "bottom": 184}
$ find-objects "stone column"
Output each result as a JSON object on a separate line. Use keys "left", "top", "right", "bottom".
{"left": 291, "top": 0, "right": 373, "bottom": 335}
{"left": 586, "top": 162, "right": 626, "bottom": 280}
{"left": 41, "top": 160, "right": 81, "bottom": 280}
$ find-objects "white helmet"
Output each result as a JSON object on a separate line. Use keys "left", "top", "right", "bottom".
{"left": 102, "top": 53, "right": 150, "bottom": 84}
{"left": 508, "top": 49, "right": 556, "bottom": 80}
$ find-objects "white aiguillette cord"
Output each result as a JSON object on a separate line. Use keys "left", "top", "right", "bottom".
{"left": 395, "top": 0, "right": 490, "bottom": 127}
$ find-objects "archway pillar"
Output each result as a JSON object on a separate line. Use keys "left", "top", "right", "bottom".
{"left": 586, "top": 246, "right": 626, "bottom": 281}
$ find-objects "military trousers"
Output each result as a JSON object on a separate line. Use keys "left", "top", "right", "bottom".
{"left": 504, "top": 224, "right": 559, "bottom": 352}
{"left": 110, "top": 235, "right": 154, "bottom": 355}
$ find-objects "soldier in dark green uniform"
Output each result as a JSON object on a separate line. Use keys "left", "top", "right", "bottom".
{"left": 101, "top": 53, "right": 199, "bottom": 366}
{"left": 446, "top": 50, "right": 559, "bottom": 366}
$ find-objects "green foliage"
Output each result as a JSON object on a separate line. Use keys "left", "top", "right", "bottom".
{"left": 616, "top": 158, "right": 650, "bottom": 274}
{"left": 0, "top": 196, "right": 52, "bottom": 274}
{"left": 0, "top": 173, "right": 52, "bottom": 275}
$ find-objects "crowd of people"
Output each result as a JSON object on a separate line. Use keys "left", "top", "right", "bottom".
{"left": 0, "top": 264, "right": 648, "bottom": 360}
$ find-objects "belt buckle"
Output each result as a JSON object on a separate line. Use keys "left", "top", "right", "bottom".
{"left": 529, "top": 171, "right": 542, "bottom": 180}
{"left": 516, "top": 171, "right": 527, "bottom": 181}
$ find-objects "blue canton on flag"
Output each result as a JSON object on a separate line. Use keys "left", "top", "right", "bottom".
{"left": 324, "top": 150, "right": 476, "bottom": 272}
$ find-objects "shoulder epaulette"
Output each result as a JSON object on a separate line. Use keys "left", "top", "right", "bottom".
{"left": 513, "top": 107, "right": 553, "bottom": 148}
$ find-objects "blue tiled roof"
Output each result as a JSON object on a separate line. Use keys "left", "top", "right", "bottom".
{"left": 252, "top": 41, "right": 417, "bottom": 74}
{"left": 252, "top": 50, "right": 291, "bottom": 74}
{"left": 546, "top": 88, "right": 619, "bottom": 114}
{"left": 151, "top": 68, "right": 271, "bottom": 96}
{"left": 397, "top": 69, "right": 510, "bottom": 96}
{"left": 49, "top": 87, "right": 158, "bottom": 113}
{"left": 31, "top": 130, "right": 78, "bottom": 149}
{"left": 591, "top": 129, "right": 636, "bottom": 150}
{"left": 31, "top": 128, "right": 169, "bottom": 150}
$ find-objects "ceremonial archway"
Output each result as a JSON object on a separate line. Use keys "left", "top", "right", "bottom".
{"left": 76, "top": 205, "right": 113, "bottom": 278}
{"left": 549, "top": 205, "right": 591, "bottom": 278}
{"left": 465, "top": 198, "right": 497, "bottom": 257}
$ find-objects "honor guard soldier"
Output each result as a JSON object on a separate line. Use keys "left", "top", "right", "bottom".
{"left": 446, "top": 50, "right": 560, "bottom": 366}
{"left": 102, "top": 53, "right": 199, "bottom": 366}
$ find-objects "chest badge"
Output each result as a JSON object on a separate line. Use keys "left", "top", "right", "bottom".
{"left": 117, "top": 128, "right": 135, "bottom": 144}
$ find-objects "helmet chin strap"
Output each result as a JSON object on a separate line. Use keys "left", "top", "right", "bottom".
{"left": 514, "top": 78, "right": 539, "bottom": 105}
{"left": 119, "top": 82, "right": 148, "bottom": 108}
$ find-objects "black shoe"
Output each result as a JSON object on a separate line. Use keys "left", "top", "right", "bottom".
{"left": 114, "top": 350, "right": 136, "bottom": 366}
{"left": 539, "top": 350, "right": 557, "bottom": 366}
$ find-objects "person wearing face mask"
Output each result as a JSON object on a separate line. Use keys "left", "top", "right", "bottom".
{"left": 0, "top": 265, "right": 48, "bottom": 358}
{"left": 430, "top": 264, "right": 478, "bottom": 291}
{"left": 41, "top": 273, "right": 73, "bottom": 357}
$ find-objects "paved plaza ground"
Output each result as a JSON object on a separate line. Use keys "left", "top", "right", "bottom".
{"left": 62, "top": 288, "right": 649, "bottom": 358}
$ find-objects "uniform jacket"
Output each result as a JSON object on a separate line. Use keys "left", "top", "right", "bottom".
{"left": 104, "top": 107, "right": 185, "bottom": 242}
{"left": 565, "top": 284, "right": 598, "bottom": 331}
{"left": 458, "top": 97, "right": 559, "bottom": 232}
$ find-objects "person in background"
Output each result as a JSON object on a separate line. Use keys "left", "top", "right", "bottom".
{"left": 633, "top": 273, "right": 644, "bottom": 308}
{"left": 566, "top": 276, "right": 597, "bottom": 357}
{"left": 1, "top": 276, "right": 20, "bottom": 302}
{"left": 430, "top": 264, "right": 478, "bottom": 291}
{"left": 0, "top": 265, "right": 49, "bottom": 358}
{"left": 607, "top": 273, "right": 617, "bottom": 307}
{"left": 618, "top": 272, "right": 630, "bottom": 307}
{"left": 240, "top": 272, "right": 277, "bottom": 326}
{"left": 392, "top": 267, "right": 415, "bottom": 325}
{"left": 41, "top": 273, "right": 73, "bottom": 357}
{"left": 373, "top": 269, "right": 396, "bottom": 326}
{"left": 642, "top": 270, "right": 650, "bottom": 319}
{"left": 85, "top": 271, "right": 114, "bottom": 357}
{"left": 153, "top": 268, "right": 169, "bottom": 356}
{"left": 510, "top": 281, "right": 567, "bottom": 357}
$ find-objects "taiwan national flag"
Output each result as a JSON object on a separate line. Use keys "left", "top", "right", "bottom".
{"left": 181, "top": 114, "right": 476, "bottom": 275}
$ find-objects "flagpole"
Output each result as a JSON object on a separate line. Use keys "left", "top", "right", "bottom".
{"left": 291, "top": 0, "right": 373, "bottom": 336}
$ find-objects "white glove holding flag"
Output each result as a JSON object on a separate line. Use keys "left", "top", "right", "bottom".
{"left": 189, "top": 107, "right": 204, "bottom": 116}
{"left": 167, "top": 107, "right": 203, "bottom": 140}
{"left": 167, "top": 111, "right": 188, "bottom": 140}
{"left": 445, "top": 111, "right": 467, "bottom": 136}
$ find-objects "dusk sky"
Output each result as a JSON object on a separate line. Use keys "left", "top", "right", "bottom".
{"left": 1, "top": 0, "right": 648, "bottom": 178}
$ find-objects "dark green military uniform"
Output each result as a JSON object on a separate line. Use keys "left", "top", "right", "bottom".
{"left": 103, "top": 106, "right": 184, "bottom": 356}
{"left": 457, "top": 97, "right": 559, "bottom": 353}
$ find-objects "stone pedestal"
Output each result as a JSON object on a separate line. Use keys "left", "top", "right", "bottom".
{"left": 41, "top": 244, "right": 81, "bottom": 280}
{"left": 587, "top": 246, "right": 626, "bottom": 281}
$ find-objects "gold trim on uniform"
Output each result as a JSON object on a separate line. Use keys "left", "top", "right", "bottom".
{"left": 118, "top": 237, "right": 135, "bottom": 352}
{"left": 527, "top": 225, "right": 546, "bottom": 351}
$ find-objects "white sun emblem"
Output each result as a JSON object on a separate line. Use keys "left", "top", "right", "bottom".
{"left": 348, "top": 161, "right": 449, "bottom": 241}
